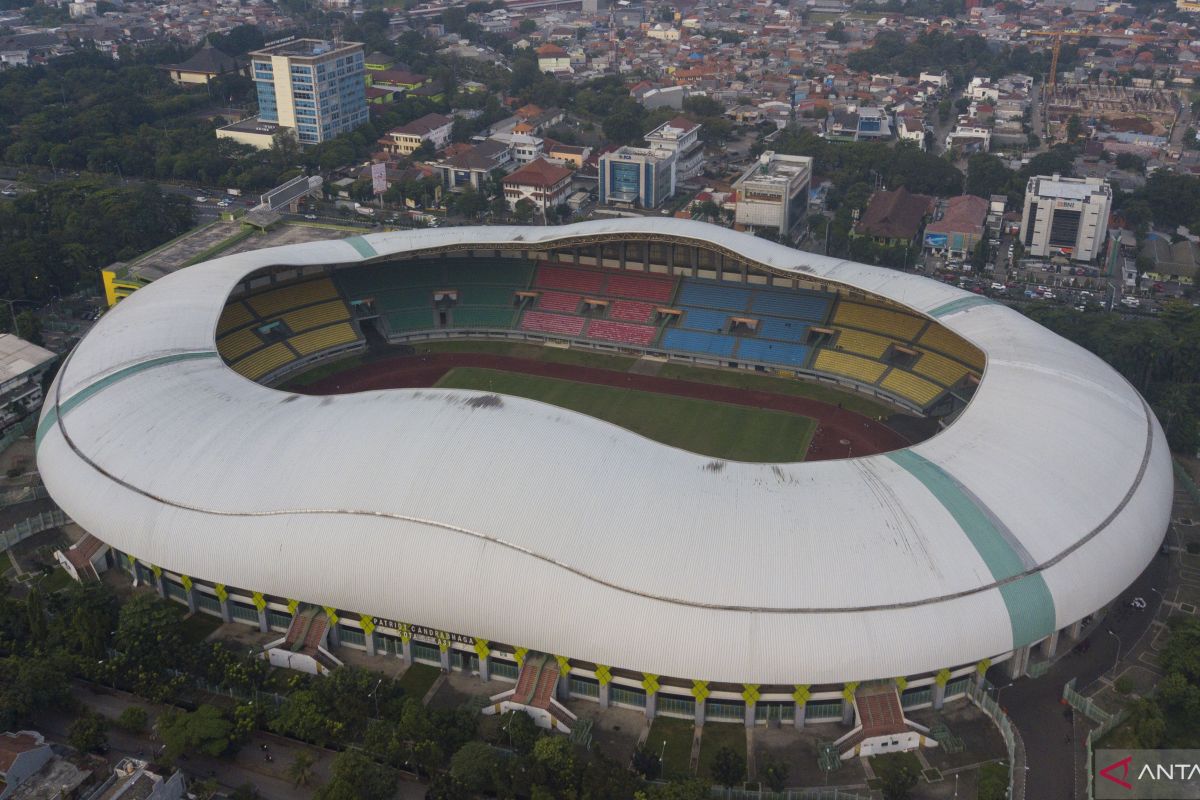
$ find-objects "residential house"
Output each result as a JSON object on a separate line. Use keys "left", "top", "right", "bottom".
{"left": 379, "top": 113, "right": 454, "bottom": 156}
{"left": 431, "top": 140, "right": 514, "bottom": 191}
{"left": 503, "top": 158, "right": 573, "bottom": 213}
{"left": 855, "top": 186, "right": 935, "bottom": 246}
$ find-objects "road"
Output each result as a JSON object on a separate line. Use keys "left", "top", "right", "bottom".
{"left": 990, "top": 547, "right": 1169, "bottom": 800}
{"left": 36, "top": 682, "right": 427, "bottom": 799}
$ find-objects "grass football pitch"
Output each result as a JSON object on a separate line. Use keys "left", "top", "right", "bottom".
{"left": 433, "top": 367, "right": 816, "bottom": 462}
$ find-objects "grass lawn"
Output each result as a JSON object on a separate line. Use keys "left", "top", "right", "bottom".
{"left": 34, "top": 566, "right": 74, "bottom": 594}
{"left": 647, "top": 716, "right": 696, "bottom": 779}
{"left": 278, "top": 354, "right": 366, "bottom": 388}
{"left": 178, "top": 610, "right": 223, "bottom": 646}
{"left": 697, "top": 722, "right": 747, "bottom": 781}
{"left": 397, "top": 663, "right": 442, "bottom": 701}
{"left": 434, "top": 367, "right": 816, "bottom": 461}
{"left": 657, "top": 363, "right": 893, "bottom": 418}
{"left": 869, "top": 751, "right": 924, "bottom": 789}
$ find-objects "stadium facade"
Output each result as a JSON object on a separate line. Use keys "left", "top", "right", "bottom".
{"left": 37, "top": 219, "right": 1171, "bottom": 734}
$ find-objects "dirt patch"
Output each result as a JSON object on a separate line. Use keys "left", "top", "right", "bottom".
{"left": 297, "top": 352, "right": 910, "bottom": 461}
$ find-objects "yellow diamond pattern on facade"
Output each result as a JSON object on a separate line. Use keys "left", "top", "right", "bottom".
{"left": 792, "top": 684, "right": 811, "bottom": 704}
{"left": 251, "top": 591, "right": 266, "bottom": 611}
{"left": 473, "top": 638, "right": 490, "bottom": 659}
{"left": 214, "top": 584, "right": 228, "bottom": 602}
{"left": 514, "top": 647, "right": 528, "bottom": 666}
{"left": 359, "top": 615, "right": 375, "bottom": 636}
{"left": 287, "top": 598, "right": 299, "bottom": 615}
{"left": 842, "top": 681, "right": 859, "bottom": 701}
{"left": 894, "top": 676, "right": 908, "bottom": 692}
{"left": 180, "top": 575, "right": 192, "bottom": 591}
{"left": 149, "top": 564, "right": 162, "bottom": 577}
{"left": 691, "top": 680, "right": 710, "bottom": 702}
{"left": 436, "top": 631, "right": 451, "bottom": 653}
{"left": 399, "top": 623, "right": 411, "bottom": 643}
{"left": 594, "top": 665, "right": 612, "bottom": 686}
{"left": 642, "top": 673, "right": 660, "bottom": 695}
{"left": 324, "top": 605, "right": 339, "bottom": 625}
{"left": 742, "top": 684, "right": 760, "bottom": 705}
{"left": 555, "top": 655, "right": 571, "bottom": 676}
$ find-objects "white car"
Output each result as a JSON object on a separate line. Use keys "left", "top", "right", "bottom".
{"left": 990, "top": 282, "right": 1005, "bottom": 291}
{"left": 195, "top": 196, "right": 208, "bottom": 203}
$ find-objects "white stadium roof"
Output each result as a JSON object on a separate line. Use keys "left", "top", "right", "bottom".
{"left": 36, "top": 219, "right": 1171, "bottom": 685}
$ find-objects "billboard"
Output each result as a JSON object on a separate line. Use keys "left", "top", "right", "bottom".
{"left": 371, "top": 162, "right": 388, "bottom": 196}
{"left": 924, "top": 233, "right": 948, "bottom": 248}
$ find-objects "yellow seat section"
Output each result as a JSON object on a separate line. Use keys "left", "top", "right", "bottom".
{"left": 813, "top": 349, "right": 888, "bottom": 384}
{"left": 217, "top": 302, "right": 254, "bottom": 335}
{"left": 834, "top": 329, "right": 894, "bottom": 359}
{"left": 247, "top": 278, "right": 338, "bottom": 318}
{"left": 834, "top": 301, "right": 925, "bottom": 341}
{"left": 231, "top": 342, "right": 295, "bottom": 380}
{"left": 289, "top": 323, "right": 359, "bottom": 356}
{"left": 217, "top": 327, "right": 262, "bottom": 361}
{"left": 881, "top": 369, "right": 943, "bottom": 406}
{"left": 917, "top": 324, "right": 984, "bottom": 370}
{"left": 281, "top": 300, "right": 350, "bottom": 334}
{"left": 914, "top": 350, "right": 969, "bottom": 387}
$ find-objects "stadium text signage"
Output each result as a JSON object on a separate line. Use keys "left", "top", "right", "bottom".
{"left": 370, "top": 618, "right": 474, "bottom": 644}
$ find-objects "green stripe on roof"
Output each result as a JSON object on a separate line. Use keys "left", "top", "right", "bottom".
{"left": 929, "top": 296, "right": 992, "bottom": 318}
{"left": 343, "top": 236, "right": 378, "bottom": 259}
{"left": 36, "top": 351, "right": 219, "bottom": 451}
{"left": 887, "top": 448, "right": 1055, "bottom": 648}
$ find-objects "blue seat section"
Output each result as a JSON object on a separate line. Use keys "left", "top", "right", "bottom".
{"left": 757, "top": 317, "right": 809, "bottom": 343}
{"left": 749, "top": 290, "right": 831, "bottom": 321}
{"left": 677, "top": 281, "right": 753, "bottom": 311}
{"left": 680, "top": 307, "right": 729, "bottom": 332}
{"left": 736, "top": 338, "right": 810, "bottom": 367}
{"left": 662, "top": 328, "right": 737, "bottom": 358}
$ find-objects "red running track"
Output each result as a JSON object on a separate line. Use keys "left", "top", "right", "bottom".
{"left": 298, "top": 352, "right": 912, "bottom": 461}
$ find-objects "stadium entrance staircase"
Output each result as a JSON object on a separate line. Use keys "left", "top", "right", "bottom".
{"left": 481, "top": 652, "right": 576, "bottom": 733}
{"left": 263, "top": 606, "right": 342, "bottom": 676}
{"left": 834, "top": 684, "right": 934, "bottom": 760}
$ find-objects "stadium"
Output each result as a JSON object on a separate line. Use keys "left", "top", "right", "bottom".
{"left": 37, "top": 218, "right": 1171, "bottom": 749}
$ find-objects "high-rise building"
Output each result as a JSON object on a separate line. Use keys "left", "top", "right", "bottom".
{"left": 1019, "top": 175, "right": 1112, "bottom": 262}
{"left": 732, "top": 152, "right": 812, "bottom": 237}
{"left": 598, "top": 147, "right": 676, "bottom": 208}
{"left": 248, "top": 38, "right": 368, "bottom": 146}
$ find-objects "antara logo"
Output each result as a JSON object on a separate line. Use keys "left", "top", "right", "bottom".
{"left": 1100, "top": 756, "right": 1133, "bottom": 790}
{"left": 1138, "top": 764, "right": 1200, "bottom": 780}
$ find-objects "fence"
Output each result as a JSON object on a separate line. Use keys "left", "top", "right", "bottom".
{"left": 1174, "top": 459, "right": 1200, "bottom": 506}
{"left": 967, "top": 679, "right": 1024, "bottom": 800}
{"left": 0, "top": 483, "right": 49, "bottom": 509}
{"left": 1063, "top": 678, "right": 1129, "bottom": 799}
{"left": 0, "top": 507, "right": 70, "bottom": 551}
{"left": 166, "top": 668, "right": 287, "bottom": 709}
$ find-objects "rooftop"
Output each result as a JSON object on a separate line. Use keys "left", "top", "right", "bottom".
{"left": 249, "top": 38, "right": 361, "bottom": 60}
{"left": 504, "top": 157, "right": 572, "bottom": 188}
{"left": 217, "top": 115, "right": 283, "bottom": 136}
{"left": 1030, "top": 174, "right": 1111, "bottom": 200}
{"left": 0, "top": 732, "right": 44, "bottom": 774}
{"left": 0, "top": 335, "right": 54, "bottom": 384}
{"left": 926, "top": 194, "right": 989, "bottom": 237}
{"left": 856, "top": 186, "right": 935, "bottom": 240}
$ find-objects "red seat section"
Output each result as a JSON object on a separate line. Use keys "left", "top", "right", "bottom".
{"left": 609, "top": 299, "right": 656, "bottom": 323}
{"left": 537, "top": 291, "right": 582, "bottom": 313}
{"left": 521, "top": 310, "right": 586, "bottom": 336}
{"left": 535, "top": 264, "right": 606, "bottom": 294}
{"left": 606, "top": 271, "right": 676, "bottom": 303}
{"left": 587, "top": 319, "right": 657, "bottom": 347}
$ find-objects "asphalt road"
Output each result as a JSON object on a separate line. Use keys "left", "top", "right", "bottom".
{"left": 990, "top": 546, "right": 1169, "bottom": 800}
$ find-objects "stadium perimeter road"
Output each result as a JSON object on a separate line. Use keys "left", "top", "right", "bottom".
{"left": 989, "top": 546, "right": 1169, "bottom": 800}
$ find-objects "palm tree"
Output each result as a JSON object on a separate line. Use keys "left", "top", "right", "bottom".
{"left": 287, "top": 751, "right": 316, "bottom": 787}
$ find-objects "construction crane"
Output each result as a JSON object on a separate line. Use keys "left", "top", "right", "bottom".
{"left": 1024, "top": 29, "right": 1087, "bottom": 92}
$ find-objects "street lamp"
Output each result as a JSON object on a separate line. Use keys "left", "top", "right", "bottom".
{"left": 0, "top": 298, "right": 37, "bottom": 335}
{"left": 369, "top": 677, "right": 382, "bottom": 717}
{"left": 1106, "top": 629, "right": 1123, "bottom": 678}
{"left": 990, "top": 682, "right": 1013, "bottom": 705}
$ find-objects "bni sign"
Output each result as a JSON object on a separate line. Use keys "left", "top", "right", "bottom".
{"left": 371, "top": 162, "right": 388, "bottom": 196}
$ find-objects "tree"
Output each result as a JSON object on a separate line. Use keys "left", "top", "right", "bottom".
{"left": 965, "top": 153, "right": 1013, "bottom": 200}
{"left": 314, "top": 751, "right": 397, "bottom": 800}
{"left": 682, "top": 95, "right": 724, "bottom": 119}
{"left": 518, "top": 18, "right": 536, "bottom": 33}
{"left": 1067, "top": 114, "right": 1084, "bottom": 142}
{"left": 69, "top": 711, "right": 108, "bottom": 753}
{"left": 710, "top": 745, "right": 746, "bottom": 789}
{"left": 971, "top": 237, "right": 990, "bottom": 271}
{"left": 288, "top": 751, "right": 317, "bottom": 788}
{"left": 760, "top": 757, "right": 789, "bottom": 792}
{"left": 158, "top": 704, "right": 235, "bottom": 762}
{"left": 272, "top": 690, "right": 338, "bottom": 747}
{"left": 514, "top": 198, "right": 536, "bottom": 223}
{"left": 113, "top": 593, "right": 185, "bottom": 697}
{"left": 1116, "top": 152, "right": 1145, "bottom": 174}
{"left": 449, "top": 741, "right": 501, "bottom": 794}
{"left": 115, "top": 705, "right": 148, "bottom": 734}
{"left": 500, "top": 710, "right": 539, "bottom": 755}
{"left": 24, "top": 588, "right": 46, "bottom": 644}
{"left": 878, "top": 760, "right": 919, "bottom": 800}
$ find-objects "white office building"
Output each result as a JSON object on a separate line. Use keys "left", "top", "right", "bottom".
{"left": 1019, "top": 175, "right": 1112, "bottom": 262}
{"left": 732, "top": 152, "right": 813, "bottom": 237}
